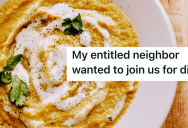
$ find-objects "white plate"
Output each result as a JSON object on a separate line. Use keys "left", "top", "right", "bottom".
{"left": 0, "top": 0, "right": 177, "bottom": 128}
{"left": 112, "top": 0, "right": 177, "bottom": 128}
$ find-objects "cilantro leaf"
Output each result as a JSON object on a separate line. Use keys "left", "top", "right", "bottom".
{"left": 9, "top": 75, "right": 29, "bottom": 107}
{"left": 0, "top": 54, "right": 22, "bottom": 85}
{"left": 62, "top": 18, "right": 72, "bottom": 27}
{"left": 61, "top": 13, "right": 84, "bottom": 36}
{"left": 0, "top": 55, "right": 29, "bottom": 107}
{"left": 1, "top": 71, "right": 12, "bottom": 84}
{"left": 4, "top": 54, "right": 22, "bottom": 71}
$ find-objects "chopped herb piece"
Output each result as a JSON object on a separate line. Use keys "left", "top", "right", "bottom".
{"left": 26, "top": 58, "right": 30, "bottom": 66}
{"left": 9, "top": 75, "right": 29, "bottom": 107}
{"left": 62, "top": 13, "right": 84, "bottom": 36}
{"left": 1, "top": 71, "right": 12, "bottom": 84}
{"left": 4, "top": 54, "right": 23, "bottom": 71}
{"left": 108, "top": 117, "right": 112, "bottom": 121}
{"left": 28, "top": 61, "right": 30, "bottom": 66}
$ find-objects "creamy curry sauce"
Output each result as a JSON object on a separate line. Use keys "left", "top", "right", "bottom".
{"left": 0, "top": 0, "right": 139, "bottom": 127}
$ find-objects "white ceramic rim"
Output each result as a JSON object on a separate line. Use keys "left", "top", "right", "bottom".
{"left": 153, "top": 0, "right": 178, "bottom": 125}
{"left": 155, "top": 1, "right": 178, "bottom": 127}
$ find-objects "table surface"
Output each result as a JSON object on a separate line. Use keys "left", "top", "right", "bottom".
{"left": 160, "top": 0, "right": 188, "bottom": 128}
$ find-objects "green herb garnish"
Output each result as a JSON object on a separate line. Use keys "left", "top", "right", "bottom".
{"left": 9, "top": 75, "right": 29, "bottom": 107}
{"left": 4, "top": 54, "right": 22, "bottom": 71}
{"left": 0, "top": 54, "right": 22, "bottom": 84}
{"left": 0, "top": 54, "right": 29, "bottom": 107}
{"left": 108, "top": 117, "right": 113, "bottom": 121}
{"left": 1, "top": 71, "right": 12, "bottom": 84}
{"left": 62, "top": 13, "right": 84, "bottom": 36}
{"left": 26, "top": 58, "right": 30, "bottom": 66}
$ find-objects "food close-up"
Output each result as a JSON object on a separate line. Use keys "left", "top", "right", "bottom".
{"left": 0, "top": 0, "right": 139, "bottom": 127}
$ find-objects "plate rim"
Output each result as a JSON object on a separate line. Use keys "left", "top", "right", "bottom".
{"left": 153, "top": 0, "right": 178, "bottom": 126}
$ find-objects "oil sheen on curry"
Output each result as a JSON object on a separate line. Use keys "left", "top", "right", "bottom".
{"left": 0, "top": 0, "right": 139, "bottom": 127}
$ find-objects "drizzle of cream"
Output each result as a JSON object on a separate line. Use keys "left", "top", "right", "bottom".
{"left": 83, "top": 16, "right": 111, "bottom": 47}
{"left": 41, "top": 81, "right": 70, "bottom": 103}
{"left": 62, "top": 89, "right": 108, "bottom": 126}
{"left": 80, "top": 31, "right": 92, "bottom": 47}
{"left": 48, "top": 3, "right": 72, "bottom": 14}
{"left": 55, "top": 82, "right": 88, "bottom": 111}
{"left": 55, "top": 81, "right": 106, "bottom": 111}
{"left": 21, "top": 118, "right": 44, "bottom": 128}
